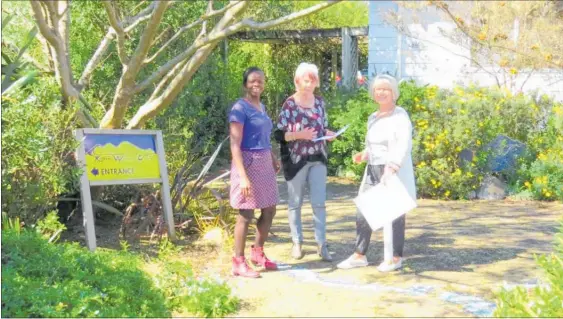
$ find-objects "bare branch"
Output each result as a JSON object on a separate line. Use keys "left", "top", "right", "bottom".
{"left": 136, "top": 0, "right": 339, "bottom": 93}
{"left": 129, "top": 0, "right": 148, "bottom": 16}
{"left": 100, "top": 0, "right": 170, "bottom": 129}
{"left": 129, "top": 1, "right": 340, "bottom": 128}
{"left": 43, "top": 1, "right": 58, "bottom": 26}
{"left": 126, "top": 1, "right": 170, "bottom": 76}
{"left": 78, "top": 31, "right": 114, "bottom": 89}
{"left": 103, "top": 1, "right": 125, "bottom": 34}
{"left": 435, "top": 2, "right": 562, "bottom": 69}
{"left": 236, "top": 0, "right": 339, "bottom": 30}
{"left": 396, "top": 26, "right": 502, "bottom": 85}
{"left": 103, "top": 1, "right": 128, "bottom": 64}
{"left": 30, "top": 1, "right": 59, "bottom": 45}
{"left": 128, "top": 44, "right": 216, "bottom": 129}
{"left": 149, "top": 59, "right": 188, "bottom": 101}
{"left": 151, "top": 26, "right": 171, "bottom": 47}
{"left": 519, "top": 69, "right": 535, "bottom": 92}
{"left": 78, "top": 2, "right": 157, "bottom": 89}
{"left": 207, "top": 0, "right": 214, "bottom": 14}
{"left": 123, "top": 1, "right": 157, "bottom": 32}
{"left": 144, "top": 1, "right": 241, "bottom": 65}
{"left": 57, "top": 1, "right": 70, "bottom": 53}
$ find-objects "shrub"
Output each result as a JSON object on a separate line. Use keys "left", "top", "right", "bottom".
{"left": 494, "top": 220, "right": 563, "bottom": 317}
{"left": 1, "top": 229, "right": 240, "bottom": 318}
{"left": 326, "top": 88, "right": 373, "bottom": 178}
{"left": 328, "top": 81, "right": 562, "bottom": 200}
{"left": 515, "top": 104, "right": 563, "bottom": 201}
{"left": 1, "top": 77, "right": 80, "bottom": 223}
{"left": 153, "top": 260, "right": 239, "bottom": 318}
{"left": 1, "top": 229, "right": 170, "bottom": 317}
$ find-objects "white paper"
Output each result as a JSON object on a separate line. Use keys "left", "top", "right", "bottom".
{"left": 353, "top": 174, "right": 417, "bottom": 232}
{"left": 312, "top": 124, "right": 350, "bottom": 142}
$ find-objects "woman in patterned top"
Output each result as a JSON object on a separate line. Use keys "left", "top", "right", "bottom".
{"left": 229, "top": 67, "right": 280, "bottom": 278}
{"left": 274, "top": 63, "right": 336, "bottom": 261}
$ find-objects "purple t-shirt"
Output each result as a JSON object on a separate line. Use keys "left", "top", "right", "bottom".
{"left": 229, "top": 98, "right": 273, "bottom": 151}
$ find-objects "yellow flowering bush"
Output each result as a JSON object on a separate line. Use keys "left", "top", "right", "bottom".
{"left": 401, "top": 82, "right": 559, "bottom": 200}
{"left": 328, "top": 81, "right": 562, "bottom": 201}
{"left": 516, "top": 103, "right": 563, "bottom": 201}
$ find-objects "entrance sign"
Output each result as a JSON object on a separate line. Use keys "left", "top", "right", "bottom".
{"left": 84, "top": 134, "right": 161, "bottom": 181}
{"left": 76, "top": 129, "right": 176, "bottom": 251}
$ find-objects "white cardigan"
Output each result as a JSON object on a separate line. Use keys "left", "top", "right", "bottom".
{"left": 358, "top": 106, "right": 417, "bottom": 202}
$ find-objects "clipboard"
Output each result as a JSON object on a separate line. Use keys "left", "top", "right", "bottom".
{"left": 353, "top": 174, "right": 417, "bottom": 231}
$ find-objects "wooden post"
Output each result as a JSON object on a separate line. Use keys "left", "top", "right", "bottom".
{"left": 342, "top": 27, "right": 359, "bottom": 89}
{"left": 75, "top": 129, "right": 97, "bottom": 251}
{"left": 342, "top": 27, "right": 352, "bottom": 89}
{"left": 332, "top": 47, "right": 338, "bottom": 90}
{"left": 156, "top": 131, "right": 177, "bottom": 241}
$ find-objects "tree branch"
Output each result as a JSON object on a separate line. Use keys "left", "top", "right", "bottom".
{"left": 236, "top": 0, "right": 339, "bottom": 30}
{"left": 78, "top": 31, "right": 114, "bottom": 89}
{"left": 136, "top": 0, "right": 339, "bottom": 93}
{"left": 57, "top": 1, "right": 70, "bottom": 53}
{"left": 128, "top": 0, "right": 340, "bottom": 128}
{"left": 78, "top": 2, "right": 157, "bottom": 89}
{"left": 402, "top": 28, "right": 502, "bottom": 86}
{"left": 103, "top": 1, "right": 128, "bottom": 65}
{"left": 149, "top": 58, "right": 188, "bottom": 101}
{"left": 519, "top": 69, "right": 535, "bottom": 92}
{"left": 144, "top": 1, "right": 241, "bottom": 65}
{"left": 30, "top": 1, "right": 78, "bottom": 103}
{"left": 435, "top": 2, "right": 562, "bottom": 69}
{"left": 128, "top": 44, "right": 216, "bottom": 129}
{"left": 100, "top": 0, "right": 170, "bottom": 128}
{"left": 30, "top": 1, "right": 59, "bottom": 45}
{"left": 123, "top": 1, "right": 157, "bottom": 32}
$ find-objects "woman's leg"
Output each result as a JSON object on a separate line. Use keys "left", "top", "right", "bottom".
{"left": 255, "top": 205, "right": 276, "bottom": 247}
{"left": 250, "top": 205, "right": 278, "bottom": 270}
{"left": 307, "top": 162, "right": 327, "bottom": 246}
{"left": 392, "top": 214, "right": 406, "bottom": 259}
{"left": 234, "top": 209, "right": 254, "bottom": 257}
{"left": 354, "top": 165, "right": 383, "bottom": 255}
{"left": 286, "top": 164, "right": 309, "bottom": 245}
{"left": 354, "top": 208, "right": 373, "bottom": 255}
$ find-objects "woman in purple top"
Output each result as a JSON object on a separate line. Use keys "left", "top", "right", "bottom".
{"left": 229, "top": 67, "right": 279, "bottom": 278}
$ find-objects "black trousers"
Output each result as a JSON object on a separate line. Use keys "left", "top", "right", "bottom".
{"left": 355, "top": 164, "right": 406, "bottom": 257}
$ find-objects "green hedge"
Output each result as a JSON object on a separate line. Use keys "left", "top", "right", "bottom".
{"left": 1, "top": 229, "right": 239, "bottom": 317}
{"left": 327, "top": 82, "right": 563, "bottom": 201}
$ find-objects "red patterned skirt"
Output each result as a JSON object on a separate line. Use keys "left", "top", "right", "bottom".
{"left": 230, "top": 149, "right": 279, "bottom": 209}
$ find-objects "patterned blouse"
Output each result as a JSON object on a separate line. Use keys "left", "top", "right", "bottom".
{"left": 276, "top": 96, "right": 328, "bottom": 164}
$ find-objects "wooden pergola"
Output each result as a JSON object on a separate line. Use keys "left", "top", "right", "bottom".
{"left": 228, "top": 27, "right": 368, "bottom": 88}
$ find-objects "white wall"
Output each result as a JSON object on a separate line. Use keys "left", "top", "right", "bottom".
{"left": 368, "top": 1, "right": 563, "bottom": 101}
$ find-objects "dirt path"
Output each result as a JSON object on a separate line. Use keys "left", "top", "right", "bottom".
{"left": 191, "top": 177, "right": 562, "bottom": 317}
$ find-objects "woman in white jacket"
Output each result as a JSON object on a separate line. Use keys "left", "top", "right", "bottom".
{"left": 337, "top": 74, "right": 416, "bottom": 272}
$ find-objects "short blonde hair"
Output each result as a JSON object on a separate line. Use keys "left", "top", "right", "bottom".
{"left": 294, "top": 62, "right": 319, "bottom": 87}
{"left": 369, "top": 74, "right": 400, "bottom": 102}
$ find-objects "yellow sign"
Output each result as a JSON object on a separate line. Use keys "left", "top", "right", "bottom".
{"left": 84, "top": 134, "right": 160, "bottom": 181}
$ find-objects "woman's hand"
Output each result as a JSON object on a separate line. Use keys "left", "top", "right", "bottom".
{"left": 273, "top": 158, "right": 281, "bottom": 174}
{"left": 325, "top": 130, "right": 337, "bottom": 142}
{"left": 381, "top": 163, "right": 400, "bottom": 185}
{"left": 296, "top": 127, "right": 317, "bottom": 140}
{"left": 240, "top": 176, "right": 251, "bottom": 197}
{"left": 352, "top": 151, "right": 367, "bottom": 164}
